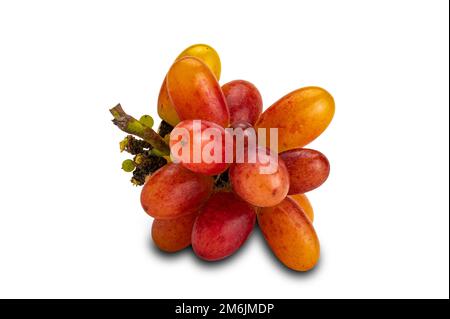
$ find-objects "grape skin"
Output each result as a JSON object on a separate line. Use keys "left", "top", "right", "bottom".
{"left": 229, "top": 147, "right": 290, "bottom": 207}
{"left": 192, "top": 191, "right": 256, "bottom": 261}
{"left": 140, "top": 163, "right": 214, "bottom": 219}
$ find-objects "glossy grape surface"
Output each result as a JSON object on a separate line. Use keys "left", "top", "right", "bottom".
{"left": 167, "top": 57, "right": 229, "bottom": 127}
{"left": 192, "top": 191, "right": 256, "bottom": 261}
{"left": 280, "top": 148, "right": 330, "bottom": 194}
{"left": 256, "top": 87, "right": 334, "bottom": 152}
{"left": 289, "top": 193, "right": 314, "bottom": 222}
{"left": 258, "top": 197, "right": 320, "bottom": 271}
{"left": 177, "top": 44, "right": 221, "bottom": 80}
{"left": 222, "top": 80, "right": 262, "bottom": 125}
{"left": 229, "top": 147, "right": 289, "bottom": 207}
{"left": 158, "top": 44, "right": 221, "bottom": 126}
{"left": 141, "top": 163, "right": 213, "bottom": 219}
{"left": 152, "top": 213, "right": 198, "bottom": 252}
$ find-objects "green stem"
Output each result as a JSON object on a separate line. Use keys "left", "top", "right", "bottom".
{"left": 110, "top": 104, "right": 170, "bottom": 155}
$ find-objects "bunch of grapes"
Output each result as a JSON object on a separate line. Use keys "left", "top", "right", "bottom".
{"left": 111, "top": 44, "right": 334, "bottom": 272}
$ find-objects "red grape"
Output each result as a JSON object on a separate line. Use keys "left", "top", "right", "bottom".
{"left": 170, "top": 119, "right": 230, "bottom": 175}
{"left": 141, "top": 163, "right": 213, "bottom": 219}
{"left": 280, "top": 148, "right": 330, "bottom": 194}
{"left": 222, "top": 80, "right": 263, "bottom": 125}
{"left": 192, "top": 191, "right": 256, "bottom": 261}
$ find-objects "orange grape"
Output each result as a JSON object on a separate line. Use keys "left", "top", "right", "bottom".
{"left": 158, "top": 44, "right": 221, "bottom": 126}
{"left": 258, "top": 197, "right": 320, "bottom": 271}
{"left": 289, "top": 193, "right": 314, "bottom": 222}
{"left": 152, "top": 213, "right": 198, "bottom": 253}
{"left": 166, "top": 57, "right": 229, "bottom": 127}
{"left": 256, "top": 86, "right": 334, "bottom": 152}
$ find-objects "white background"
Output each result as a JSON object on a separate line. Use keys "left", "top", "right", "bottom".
{"left": 0, "top": 0, "right": 448, "bottom": 299}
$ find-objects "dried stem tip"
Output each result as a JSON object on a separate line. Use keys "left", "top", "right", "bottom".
{"left": 110, "top": 104, "right": 170, "bottom": 155}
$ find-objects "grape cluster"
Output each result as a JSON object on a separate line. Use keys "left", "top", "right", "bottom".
{"left": 113, "top": 44, "right": 335, "bottom": 272}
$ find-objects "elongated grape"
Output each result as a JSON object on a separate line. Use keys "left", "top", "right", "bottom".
{"left": 157, "top": 81, "right": 181, "bottom": 126}
{"left": 166, "top": 57, "right": 229, "bottom": 127}
{"left": 229, "top": 147, "right": 289, "bottom": 207}
{"left": 222, "top": 80, "right": 262, "bottom": 125}
{"left": 169, "top": 119, "right": 230, "bottom": 175}
{"left": 177, "top": 44, "right": 221, "bottom": 80}
{"left": 192, "top": 191, "right": 256, "bottom": 261}
{"left": 258, "top": 197, "right": 320, "bottom": 271}
{"left": 289, "top": 193, "right": 314, "bottom": 222}
{"left": 140, "top": 163, "right": 213, "bottom": 219}
{"left": 256, "top": 87, "right": 335, "bottom": 152}
{"left": 151, "top": 212, "right": 198, "bottom": 253}
{"left": 158, "top": 44, "right": 221, "bottom": 126}
{"left": 280, "top": 148, "right": 330, "bottom": 194}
